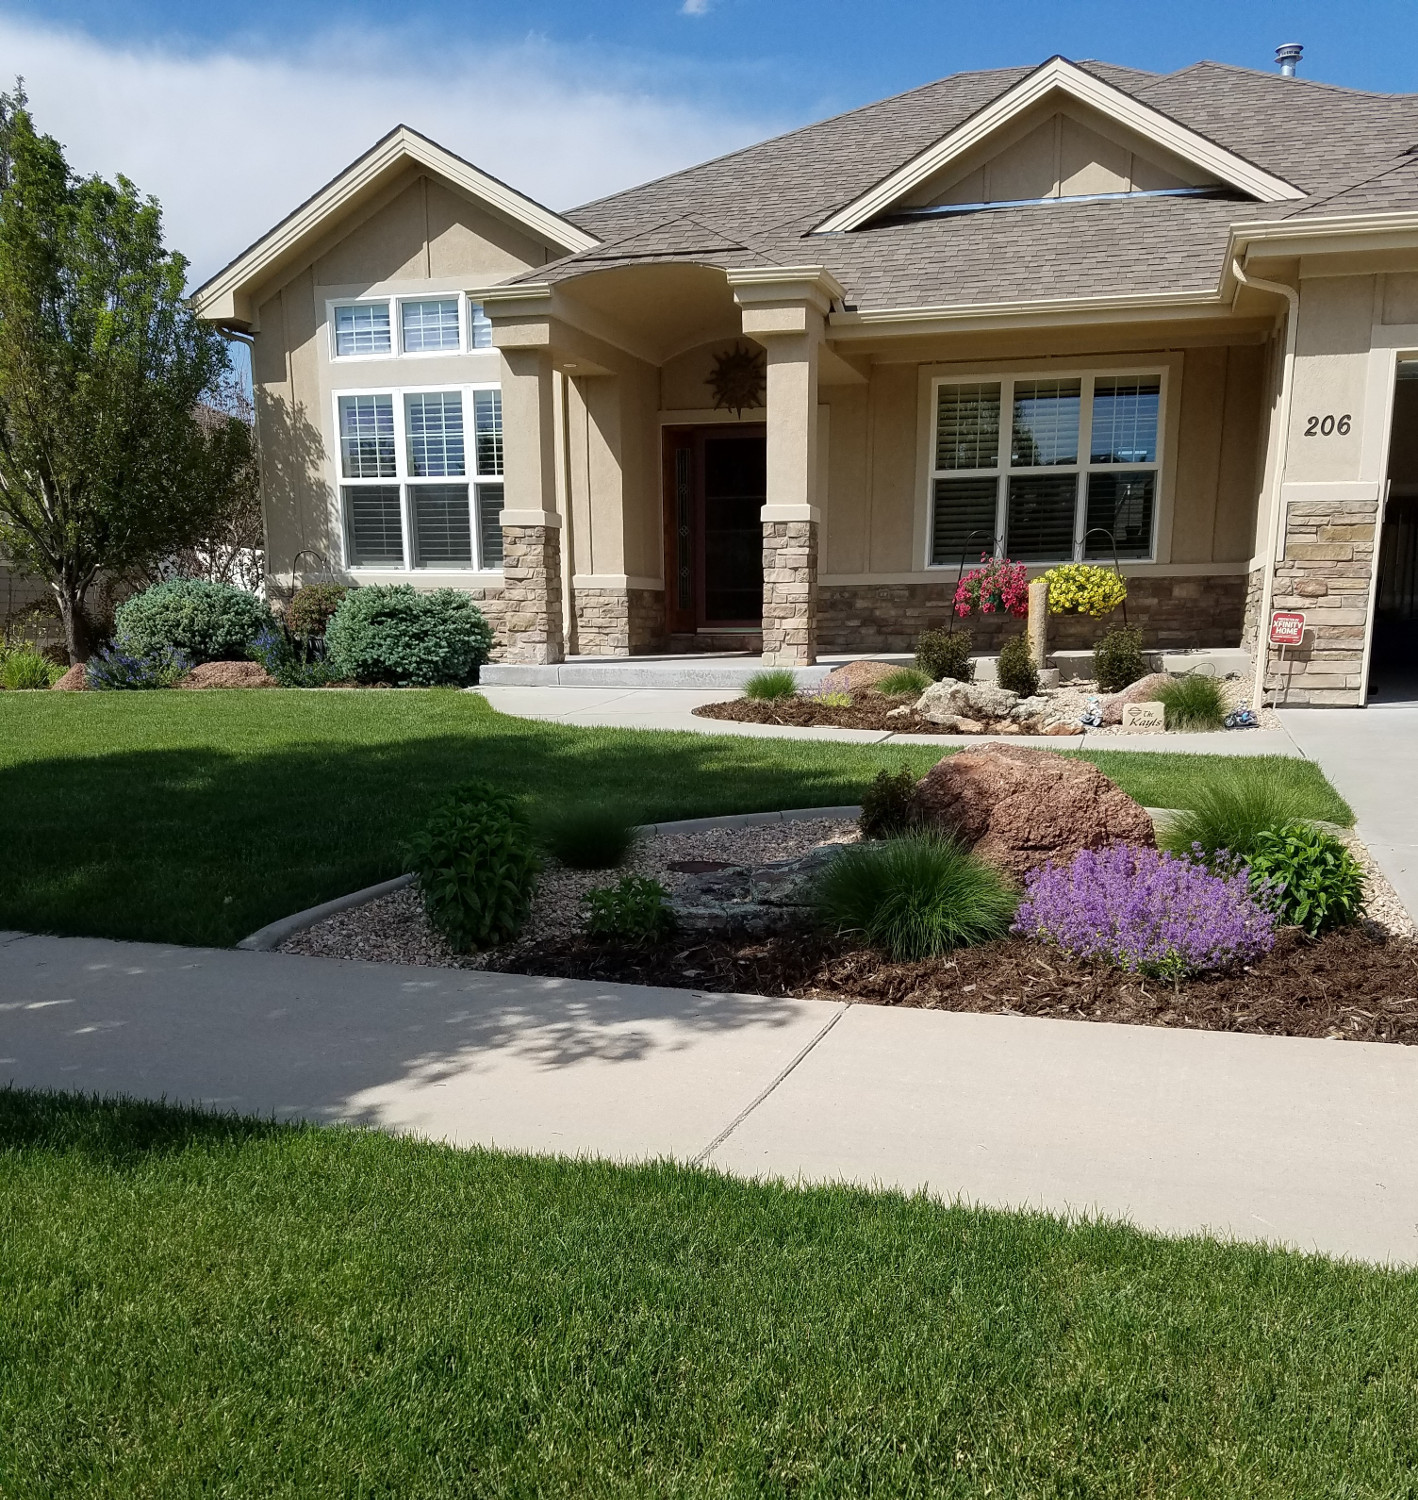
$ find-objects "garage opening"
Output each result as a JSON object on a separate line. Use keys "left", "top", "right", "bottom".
{"left": 1370, "top": 359, "right": 1418, "bottom": 702}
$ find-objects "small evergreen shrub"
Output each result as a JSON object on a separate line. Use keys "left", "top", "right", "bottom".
{"left": 1246, "top": 823, "right": 1366, "bottom": 935}
{"left": 287, "top": 583, "right": 350, "bottom": 639}
{"left": 916, "top": 628, "right": 974, "bottom": 683}
{"left": 1161, "top": 767, "right": 1320, "bottom": 862}
{"left": 114, "top": 580, "right": 272, "bottom": 665}
{"left": 1014, "top": 845, "right": 1275, "bottom": 980}
{"left": 875, "top": 666, "right": 930, "bottom": 697}
{"left": 86, "top": 643, "right": 193, "bottom": 690}
{"left": 584, "top": 876, "right": 675, "bottom": 944}
{"left": 325, "top": 586, "right": 493, "bottom": 687}
{"left": 858, "top": 766, "right": 920, "bottom": 840}
{"left": 405, "top": 781, "right": 538, "bottom": 952}
{"left": 0, "top": 648, "right": 60, "bottom": 689}
{"left": 1093, "top": 625, "right": 1147, "bottom": 693}
{"left": 995, "top": 633, "right": 1039, "bottom": 697}
{"left": 1155, "top": 673, "right": 1226, "bottom": 732}
{"left": 539, "top": 804, "right": 640, "bottom": 870}
{"left": 743, "top": 669, "right": 797, "bottom": 701}
{"left": 812, "top": 835, "right": 1017, "bottom": 961}
{"left": 249, "top": 625, "right": 341, "bottom": 688}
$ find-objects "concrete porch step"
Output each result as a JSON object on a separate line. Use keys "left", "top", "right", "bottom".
{"left": 480, "top": 654, "right": 839, "bottom": 690}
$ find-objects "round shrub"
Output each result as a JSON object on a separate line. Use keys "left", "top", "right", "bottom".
{"left": 1093, "top": 625, "right": 1147, "bottom": 694}
{"left": 325, "top": 585, "right": 494, "bottom": 687}
{"left": 995, "top": 632, "right": 1039, "bottom": 697}
{"left": 858, "top": 766, "right": 920, "bottom": 840}
{"left": 287, "top": 583, "right": 350, "bottom": 639}
{"left": 812, "top": 834, "right": 1017, "bottom": 961}
{"left": 916, "top": 628, "right": 974, "bottom": 683}
{"left": 114, "top": 579, "right": 272, "bottom": 665}
{"left": 1246, "top": 823, "right": 1366, "bottom": 935}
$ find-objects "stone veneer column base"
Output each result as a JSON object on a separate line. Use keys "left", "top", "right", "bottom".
{"left": 761, "top": 519, "right": 818, "bottom": 666}
{"left": 571, "top": 586, "right": 667, "bottom": 656}
{"left": 498, "top": 524, "right": 564, "bottom": 665}
{"left": 1261, "top": 497, "right": 1378, "bottom": 706}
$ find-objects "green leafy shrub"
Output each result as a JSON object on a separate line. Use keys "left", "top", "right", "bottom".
{"left": 584, "top": 875, "right": 675, "bottom": 944}
{"left": 858, "top": 766, "right": 920, "bottom": 840}
{"left": 815, "top": 690, "right": 852, "bottom": 707}
{"left": 1093, "top": 625, "right": 1147, "bottom": 694}
{"left": 875, "top": 666, "right": 930, "bottom": 697}
{"left": 1155, "top": 673, "right": 1226, "bottom": 732}
{"left": 287, "top": 583, "right": 350, "bottom": 639}
{"left": 743, "top": 669, "right": 797, "bottom": 701}
{"left": 538, "top": 804, "right": 640, "bottom": 870}
{"left": 1161, "top": 766, "right": 1322, "bottom": 862}
{"left": 1247, "top": 823, "right": 1366, "bottom": 935}
{"left": 405, "top": 781, "right": 538, "bottom": 952}
{"left": 812, "top": 834, "right": 1018, "bottom": 961}
{"left": 995, "top": 633, "right": 1039, "bottom": 697}
{"left": 915, "top": 628, "right": 974, "bottom": 683}
{"left": 0, "top": 648, "right": 60, "bottom": 689}
{"left": 325, "top": 585, "right": 493, "bottom": 687}
{"left": 114, "top": 580, "right": 272, "bottom": 665}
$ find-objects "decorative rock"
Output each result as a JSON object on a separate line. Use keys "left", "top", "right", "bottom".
{"left": 1042, "top": 721, "right": 1078, "bottom": 736}
{"left": 668, "top": 844, "right": 841, "bottom": 935}
{"left": 912, "top": 742, "right": 1156, "bottom": 878}
{"left": 812, "top": 659, "right": 900, "bottom": 695}
{"left": 50, "top": 663, "right": 87, "bottom": 691}
{"left": 885, "top": 703, "right": 913, "bottom": 719}
{"left": 1008, "top": 695, "right": 1051, "bottom": 722}
{"left": 953, "top": 716, "right": 984, "bottom": 734}
{"left": 915, "top": 678, "right": 1018, "bottom": 725}
{"left": 178, "top": 660, "right": 278, "bottom": 689}
{"left": 1100, "top": 672, "right": 1172, "bottom": 726}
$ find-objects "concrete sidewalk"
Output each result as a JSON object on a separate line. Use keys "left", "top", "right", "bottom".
{"left": 4, "top": 930, "right": 1415, "bottom": 1265}
{"left": 479, "top": 684, "right": 1303, "bottom": 756}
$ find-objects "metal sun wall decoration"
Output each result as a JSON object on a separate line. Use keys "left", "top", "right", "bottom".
{"left": 707, "top": 342, "right": 766, "bottom": 415}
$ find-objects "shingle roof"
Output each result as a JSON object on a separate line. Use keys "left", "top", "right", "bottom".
{"left": 529, "top": 58, "right": 1418, "bottom": 311}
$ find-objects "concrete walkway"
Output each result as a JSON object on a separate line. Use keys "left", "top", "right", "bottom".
{"left": 479, "top": 684, "right": 1304, "bottom": 756}
{"left": 4, "top": 929, "right": 1416, "bottom": 1266}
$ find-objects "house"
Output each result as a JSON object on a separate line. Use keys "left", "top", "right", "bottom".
{"left": 194, "top": 51, "right": 1418, "bottom": 707}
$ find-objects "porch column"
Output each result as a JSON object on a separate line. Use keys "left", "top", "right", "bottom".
{"left": 496, "top": 344, "right": 565, "bottom": 665}
{"left": 731, "top": 268, "right": 841, "bottom": 667}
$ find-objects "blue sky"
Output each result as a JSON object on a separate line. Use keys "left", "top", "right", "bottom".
{"left": 3, "top": 1, "right": 1416, "bottom": 281}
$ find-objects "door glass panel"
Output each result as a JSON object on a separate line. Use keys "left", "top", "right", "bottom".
{"left": 701, "top": 435, "right": 764, "bottom": 624}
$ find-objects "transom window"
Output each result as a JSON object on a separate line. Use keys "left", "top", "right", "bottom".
{"left": 329, "top": 294, "right": 496, "bottom": 360}
{"left": 336, "top": 386, "right": 504, "bottom": 571}
{"left": 930, "top": 372, "right": 1162, "bottom": 566}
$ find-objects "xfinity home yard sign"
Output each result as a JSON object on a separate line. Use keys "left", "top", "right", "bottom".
{"left": 1269, "top": 611, "right": 1306, "bottom": 647}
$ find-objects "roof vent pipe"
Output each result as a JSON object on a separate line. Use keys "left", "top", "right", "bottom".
{"left": 1276, "top": 43, "right": 1303, "bottom": 76}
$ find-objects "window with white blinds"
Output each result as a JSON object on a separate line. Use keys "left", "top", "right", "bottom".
{"left": 401, "top": 298, "right": 461, "bottom": 354}
{"left": 337, "top": 385, "right": 504, "bottom": 571}
{"left": 330, "top": 294, "right": 494, "bottom": 360}
{"left": 930, "top": 373, "right": 1161, "bottom": 566}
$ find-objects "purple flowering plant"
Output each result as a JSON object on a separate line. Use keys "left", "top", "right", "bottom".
{"left": 1013, "top": 844, "right": 1276, "bottom": 981}
{"left": 85, "top": 642, "right": 193, "bottom": 690}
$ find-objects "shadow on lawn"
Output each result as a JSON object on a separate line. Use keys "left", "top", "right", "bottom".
{"left": 0, "top": 721, "right": 922, "bottom": 947}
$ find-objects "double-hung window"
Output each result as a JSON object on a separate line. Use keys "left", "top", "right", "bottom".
{"left": 338, "top": 386, "right": 504, "bottom": 570}
{"left": 930, "top": 372, "right": 1161, "bottom": 566}
{"left": 330, "top": 294, "right": 496, "bottom": 359}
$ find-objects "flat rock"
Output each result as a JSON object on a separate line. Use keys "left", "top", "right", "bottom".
{"left": 668, "top": 844, "right": 843, "bottom": 935}
{"left": 912, "top": 742, "right": 1155, "bottom": 878}
{"left": 1100, "top": 672, "right": 1172, "bottom": 725}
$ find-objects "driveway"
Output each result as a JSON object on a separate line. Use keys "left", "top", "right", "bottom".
{"left": 4, "top": 930, "right": 1416, "bottom": 1266}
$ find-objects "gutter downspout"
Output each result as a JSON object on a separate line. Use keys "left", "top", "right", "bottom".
{"left": 1231, "top": 257, "right": 1299, "bottom": 712}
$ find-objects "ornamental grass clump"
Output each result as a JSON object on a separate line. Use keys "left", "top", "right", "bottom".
{"left": 538, "top": 804, "right": 640, "bottom": 870}
{"left": 743, "top": 668, "right": 797, "bottom": 701}
{"left": 875, "top": 666, "right": 930, "bottom": 697}
{"left": 0, "top": 647, "right": 60, "bottom": 689}
{"left": 1155, "top": 673, "right": 1226, "bottom": 732}
{"left": 1160, "top": 766, "right": 1316, "bottom": 862}
{"left": 1014, "top": 844, "right": 1275, "bottom": 981}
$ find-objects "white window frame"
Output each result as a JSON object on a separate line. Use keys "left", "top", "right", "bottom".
{"left": 327, "top": 293, "right": 495, "bottom": 362}
{"left": 332, "top": 381, "right": 504, "bottom": 574}
{"left": 329, "top": 298, "right": 396, "bottom": 361}
{"left": 926, "top": 366, "right": 1166, "bottom": 569}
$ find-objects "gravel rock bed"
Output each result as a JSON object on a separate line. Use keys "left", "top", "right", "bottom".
{"left": 279, "top": 817, "right": 860, "bottom": 970}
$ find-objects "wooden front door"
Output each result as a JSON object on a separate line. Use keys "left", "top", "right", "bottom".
{"left": 663, "top": 425, "right": 765, "bottom": 632}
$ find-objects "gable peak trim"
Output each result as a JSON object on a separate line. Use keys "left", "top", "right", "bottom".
{"left": 811, "top": 55, "right": 1304, "bottom": 235}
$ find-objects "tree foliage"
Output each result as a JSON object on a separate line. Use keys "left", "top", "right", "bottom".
{"left": 0, "top": 84, "right": 248, "bottom": 659}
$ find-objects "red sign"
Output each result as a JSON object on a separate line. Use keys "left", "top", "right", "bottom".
{"left": 1269, "top": 611, "right": 1306, "bottom": 647}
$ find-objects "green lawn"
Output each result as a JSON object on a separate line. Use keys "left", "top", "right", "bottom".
{"left": 0, "top": 691, "right": 1351, "bottom": 947}
{"left": 2, "top": 1088, "right": 1415, "bottom": 1498}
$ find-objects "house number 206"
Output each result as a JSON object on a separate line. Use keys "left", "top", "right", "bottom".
{"left": 1303, "top": 413, "right": 1352, "bottom": 436}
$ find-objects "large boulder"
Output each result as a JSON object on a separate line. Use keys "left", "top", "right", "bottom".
{"left": 912, "top": 742, "right": 1155, "bottom": 878}
{"left": 813, "top": 659, "right": 900, "bottom": 695}
{"left": 1100, "top": 672, "right": 1172, "bottom": 725}
{"left": 915, "top": 678, "right": 1018, "bottom": 727}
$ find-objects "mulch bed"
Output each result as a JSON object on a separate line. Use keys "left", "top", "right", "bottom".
{"left": 694, "top": 694, "right": 964, "bottom": 734}
{"left": 495, "top": 925, "right": 1418, "bottom": 1045}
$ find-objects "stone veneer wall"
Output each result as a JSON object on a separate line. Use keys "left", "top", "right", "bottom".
{"left": 571, "top": 586, "right": 667, "bottom": 656}
{"left": 761, "top": 520, "right": 818, "bottom": 665}
{"left": 1250, "top": 497, "right": 1378, "bottom": 706}
{"left": 497, "top": 524, "right": 564, "bottom": 665}
{"left": 819, "top": 574, "right": 1248, "bottom": 654}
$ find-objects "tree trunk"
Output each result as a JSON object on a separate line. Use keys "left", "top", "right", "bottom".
{"left": 54, "top": 583, "right": 95, "bottom": 664}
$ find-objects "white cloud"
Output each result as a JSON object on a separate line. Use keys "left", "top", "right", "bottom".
{"left": 0, "top": 16, "right": 774, "bottom": 283}
{"left": 681, "top": 1, "right": 714, "bottom": 14}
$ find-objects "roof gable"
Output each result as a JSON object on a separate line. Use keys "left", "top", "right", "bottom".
{"left": 193, "top": 126, "right": 598, "bottom": 329}
{"left": 813, "top": 57, "right": 1305, "bottom": 234}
